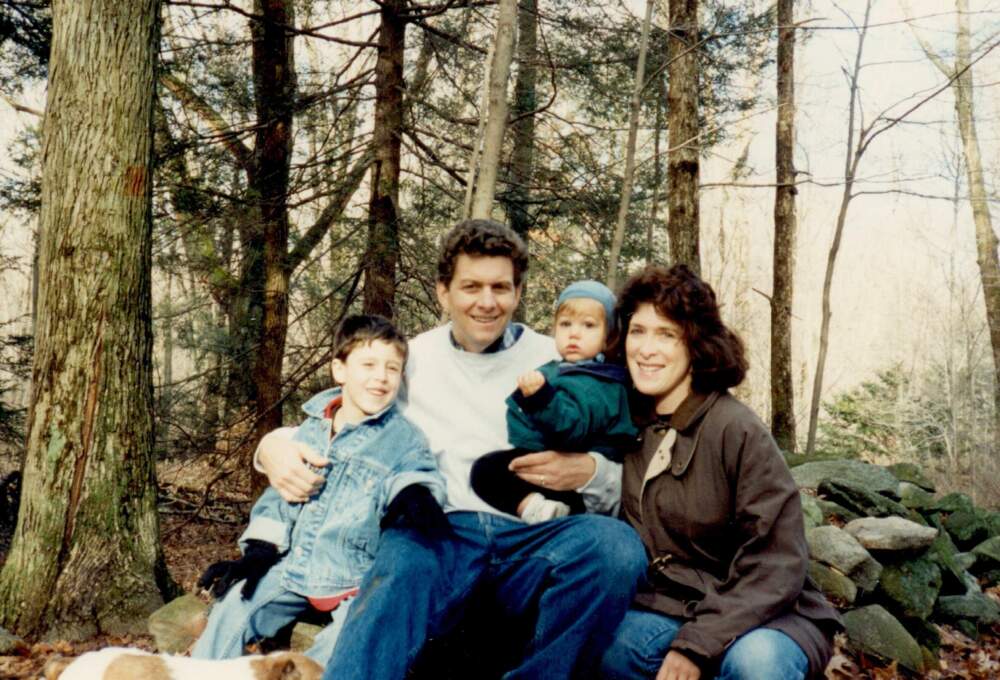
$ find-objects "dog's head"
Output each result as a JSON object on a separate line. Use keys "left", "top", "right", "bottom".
{"left": 250, "top": 652, "right": 323, "bottom": 680}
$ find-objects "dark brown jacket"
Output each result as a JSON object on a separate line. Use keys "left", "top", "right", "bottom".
{"left": 621, "top": 391, "right": 841, "bottom": 677}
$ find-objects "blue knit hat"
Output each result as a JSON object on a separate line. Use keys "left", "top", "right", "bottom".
{"left": 556, "top": 280, "right": 616, "bottom": 330}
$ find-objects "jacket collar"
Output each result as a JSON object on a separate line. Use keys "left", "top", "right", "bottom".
{"left": 664, "top": 391, "right": 721, "bottom": 477}
{"left": 301, "top": 387, "right": 396, "bottom": 425}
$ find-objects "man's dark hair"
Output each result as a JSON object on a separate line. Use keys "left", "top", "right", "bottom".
{"left": 333, "top": 314, "right": 408, "bottom": 363}
{"left": 615, "top": 264, "right": 747, "bottom": 394}
{"left": 437, "top": 219, "right": 529, "bottom": 287}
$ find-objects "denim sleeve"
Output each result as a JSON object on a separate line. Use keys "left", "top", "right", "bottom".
{"left": 240, "top": 486, "right": 301, "bottom": 553}
{"left": 379, "top": 442, "right": 446, "bottom": 516}
{"left": 578, "top": 452, "right": 622, "bottom": 515}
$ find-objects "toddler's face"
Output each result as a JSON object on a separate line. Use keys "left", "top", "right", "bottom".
{"left": 332, "top": 340, "right": 404, "bottom": 421}
{"left": 554, "top": 298, "right": 606, "bottom": 362}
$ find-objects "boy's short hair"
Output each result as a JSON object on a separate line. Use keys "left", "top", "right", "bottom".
{"left": 333, "top": 314, "right": 408, "bottom": 363}
{"left": 437, "top": 219, "right": 529, "bottom": 287}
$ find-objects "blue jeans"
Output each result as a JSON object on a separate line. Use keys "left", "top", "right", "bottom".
{"left": 323, "top": 511, "right": 647, "bottom": 680}
{"left": 601, "top": 609, "right": 809, "bottom": 680}
{"left": 191, "top": 560, "right": 351, "bottom": 665}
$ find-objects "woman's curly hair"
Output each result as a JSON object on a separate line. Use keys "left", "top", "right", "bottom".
{"left": 614, "top": 264, "right": 747, "bottom": 394}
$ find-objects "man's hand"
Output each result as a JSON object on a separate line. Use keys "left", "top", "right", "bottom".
{"left": 197, "top": 539, "right": 281, "bottom": 600}
{"left": 257, "top": 430, "right": 328, "bottom": 503}
{"left": 380, "top": 485, "right": 450, "bottom": 536}
{"left": 516, "top": 370, "right": 546, "bottom": 397}
{"left": 509, "top": 451, "right": 596, "bottom": 491}
{"left": 656, "top": 651, "right": 701, "bottom": 680}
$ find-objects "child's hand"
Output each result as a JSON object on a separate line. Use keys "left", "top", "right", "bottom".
{"left": 517, "top": 370, "right": 546, "bottom": 397}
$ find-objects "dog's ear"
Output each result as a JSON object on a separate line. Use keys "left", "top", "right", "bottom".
{"left": 257, "top": 653, "right": 323, "bottom": 680}
{"left": 42, "top": 656, "right": 73, "bottom": 680}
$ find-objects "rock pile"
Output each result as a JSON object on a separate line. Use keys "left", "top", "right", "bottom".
{"left": 794, "top": 459, "right": 1000, "bottom": 673}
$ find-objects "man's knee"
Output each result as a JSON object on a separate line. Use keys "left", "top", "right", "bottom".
{"left": 720, "top": 629, "right": 807, "bottom": 680}
{"left": 580, "top": 516, "right": 646, "bottom": 584}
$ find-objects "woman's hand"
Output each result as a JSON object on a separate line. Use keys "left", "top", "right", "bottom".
{"left": 257, "top": 430, "right": 328, "bottom": 503}
{"left": 508, "top": 451, "right": 596, "bottom": 492}
{"left": 656, "top": 651, "right": 701, "bottom": 680}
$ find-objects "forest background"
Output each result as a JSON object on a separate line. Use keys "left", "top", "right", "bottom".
{"left": 0, "top": 0, "right": 999, "bottom": 675}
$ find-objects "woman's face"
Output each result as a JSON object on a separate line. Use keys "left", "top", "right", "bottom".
{"left": 626, "top": 303, "right": 692, "bottom": 415}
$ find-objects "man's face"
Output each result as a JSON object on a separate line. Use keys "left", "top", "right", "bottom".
{"left": 436, "top": 254, "right": 521, "bottom": 353}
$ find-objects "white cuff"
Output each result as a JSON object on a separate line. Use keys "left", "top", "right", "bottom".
{"left": 577, "top": 452, "right": 622, "bottom": 515}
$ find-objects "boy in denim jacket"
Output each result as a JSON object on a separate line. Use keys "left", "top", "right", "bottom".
{"left": 192, "top": 315, "right": 447, "bottom": 664}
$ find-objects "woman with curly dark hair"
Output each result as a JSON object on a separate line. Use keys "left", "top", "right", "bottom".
{"left": 601, "top": 265, "right": 840, "bottom": 680}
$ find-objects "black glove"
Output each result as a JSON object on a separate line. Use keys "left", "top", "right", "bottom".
{"left": 197, "top": 539, "right": 281, "bottom": 600}
{"left": 380, "top": 484, "right": 450, "bottom": 536}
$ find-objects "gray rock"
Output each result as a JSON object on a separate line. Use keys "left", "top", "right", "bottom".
{"left": 807, "top": 525, "right": 882, "bottom": 591}
{"left": 944, "top": 509, "right": 993, "bottom": 548}
{"left": 0, "top": 626, "right": 27, "bottom": 655}
{"left": 844, "top": 516, "right": 938, "bottom": 552}
{"left": 935, "top": 593, "right": 1000, "bottom": 625}
{"left": 792, "top": 460, "right": 900, "bottom": 496}
{"left": 885, "top": 462, "right": 936, "bottom": 492}
{"left": 814, "top": 499, "right": 861, "bottom": 523}
{"left": 148, "top": 593, "right": 209, "bottom": 654}
{"left": 926, "top": 530, "right": 970, "bottom": 594}
{"left": 970, "top": 536, "right": 1000, "bottom": 570}
{"left": 808, "top": 561, "right": 857, "bottom": 605}
{"left": 842, "top": 604, "right": 925, "bottom": 673}
{"left": 800, "top": 492, "right": 823, "bottom": 529}
{"left": 929, "top": 492, "right": 974, "bottom": 514}
{"left": 955, "top": 552, "right": 978, "bottom": 572}
{"left": 898, "top": 482, "right": 935, "bottom": 510}
{"left": 876, "top": 557, "right": 942, "bottom": 620}
{"left": 818, "top": 479, "right": 909, "bottom": 519}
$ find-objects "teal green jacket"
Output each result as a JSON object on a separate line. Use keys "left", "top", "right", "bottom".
{"left": 506, "top": 359, "right": 638, "bottom": 461}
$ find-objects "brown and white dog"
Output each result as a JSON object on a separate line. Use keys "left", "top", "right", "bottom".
{"left": 42, "top": 647, "right": 323, "bottom": 680}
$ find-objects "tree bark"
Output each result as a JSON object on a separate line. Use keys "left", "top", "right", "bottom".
{"left": 950, "top": 0, "right": 1000, "bottom": 446}
{"left": 771, "top": 0, "right": 797, "bottom": 452}
{"left": 666, "top": 0, "right": 700, "bottom": 273}
{"left": 247, "top": 0, "right": 296, "bottom": 461}
{"left": 364, "top": 0, "right": 405, "bottom": 319}
{"left": 505, "top": 0, "right": 538, "bottom": 243}
{"left": 607, "top": 0, "right": 655, "bottom": 291}
{"left": 0, "top": 0, "right": 172, "bottom": 638}
{"left": 470, "top": 0, "right": 517, "bottom": 219}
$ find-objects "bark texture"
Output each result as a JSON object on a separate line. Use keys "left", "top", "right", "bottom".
{"left": 0, "top": 0, "right": 171, "bottom": 638}
{"left": 470, "top": 0, "right": 517, "bottom": 219}
{"left": 666, "top": 0, "right": 700, "bottom": 273}
{"left": 950, "top": 0, "right": 1000, "bottom": 444}
{"left": 771, "top": 0, "right": 797, "bottom": 452}
{"left": 364, "top": 0, "right": 406, "bottom": 318}
{"left": 506, "top": 0, "right": 538, "bottom": 242}
{"left": 248, "top": 0, "right": 296, "bottom": 455}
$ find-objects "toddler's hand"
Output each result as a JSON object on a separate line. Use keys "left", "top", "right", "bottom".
{"left": 517, "top": 370, "right": 546, "bottom": 397}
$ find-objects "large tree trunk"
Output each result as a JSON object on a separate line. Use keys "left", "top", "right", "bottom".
{"left": 247, "top": 0, "right": 296, "bottom": 460}
{"left": 665, "top": 0, "right": 700, "bottom": 273}
{"left": 470, "top": 0, "right": 517, "bottom": 219}
{"left": 771, "top": 0, "right": 797, "bottom": 452}
{"left": 505, "top": 0, "right": 538, "bottom": 242}
{"left": 0, "top": 0, "right": 172, "bottom": 639}
{"left": 606, "top": 0, "right": 655, "bottom": 290}
{"left": 951, "top": 0, "right": 1000, "bottom": 446}
{"left": 364, "top": 0, "right": 405, "bottom": 318}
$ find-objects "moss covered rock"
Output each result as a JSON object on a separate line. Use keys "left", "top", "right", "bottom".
{"left": 876, "top": 557, "right": 942, "bottom": 620}
{"left": 842, "top": 605, "right": 925, "bottom": 673}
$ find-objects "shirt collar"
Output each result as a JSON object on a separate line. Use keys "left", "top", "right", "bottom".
{"left": 448, "top": 322, "right": 523, "bottom": 354}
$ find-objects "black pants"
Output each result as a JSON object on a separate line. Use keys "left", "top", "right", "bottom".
{"left": 470, "top": 448, "right": 587, "bottom": 516}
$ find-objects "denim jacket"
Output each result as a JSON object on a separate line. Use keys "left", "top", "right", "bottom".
{"left": 241, "top": 388, "right": 445, "bottom": 597}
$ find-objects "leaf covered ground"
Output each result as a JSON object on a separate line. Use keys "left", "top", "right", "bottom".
{"left": 0, "top": 459, "right": 998, "bottom": 679}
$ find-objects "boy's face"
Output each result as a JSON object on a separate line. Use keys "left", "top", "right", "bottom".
{"left": 436, "top": 254, "right": 522, "bottom": 353}
{"left": 331, "top": 340, "right": 404, "bottom": 423}
{"left": 554, "top": 298, "right": 606, "bottom": 362}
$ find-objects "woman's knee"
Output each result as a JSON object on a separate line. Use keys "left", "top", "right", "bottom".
{"left": 719, "top": 628, "right": 807, "bottom": 680}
